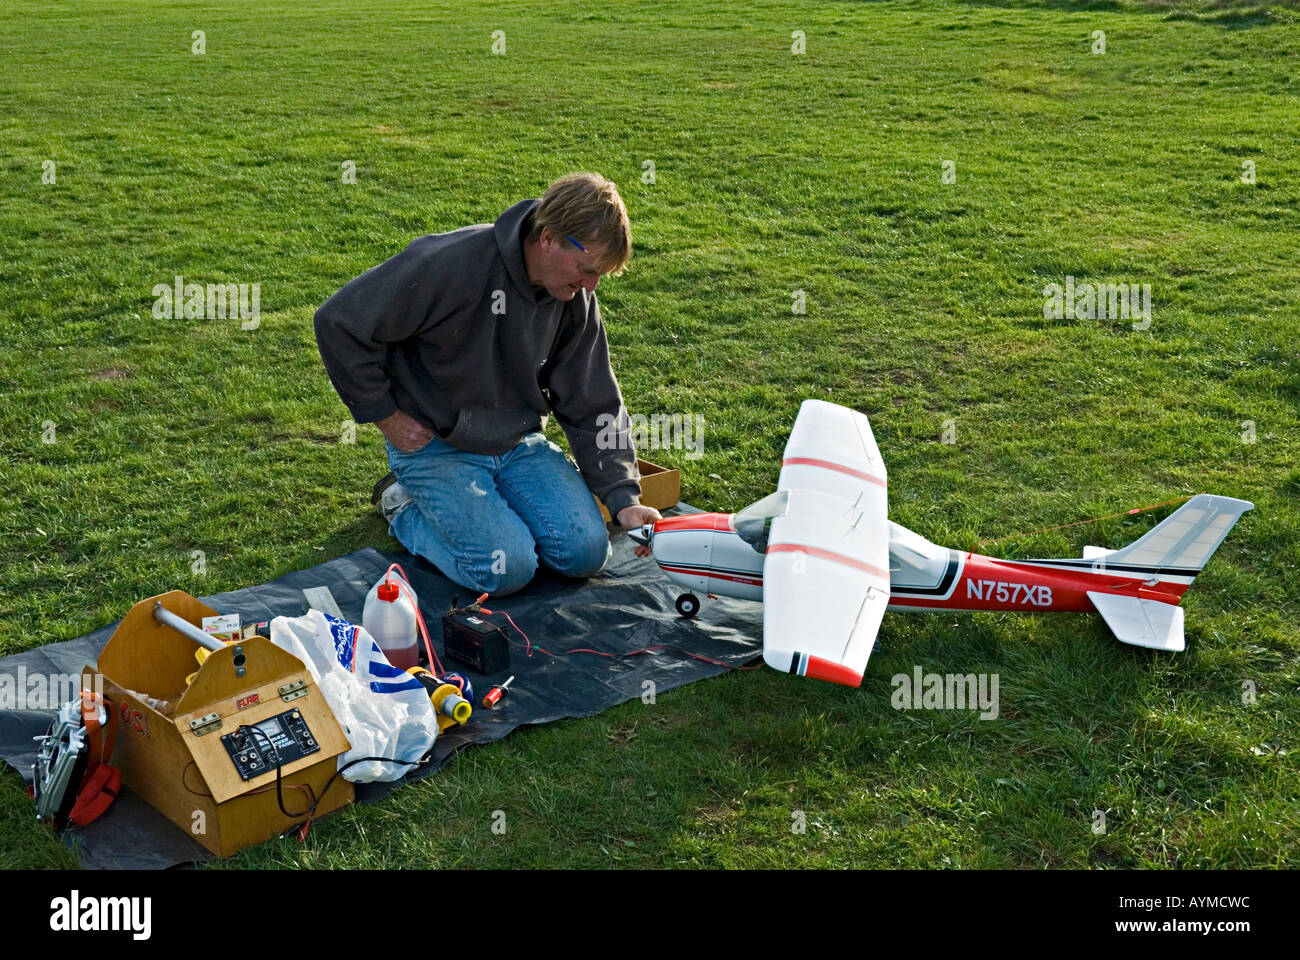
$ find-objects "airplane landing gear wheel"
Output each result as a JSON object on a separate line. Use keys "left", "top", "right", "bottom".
{"left": 675, "top": 593, "right": 700, "bottom": 619}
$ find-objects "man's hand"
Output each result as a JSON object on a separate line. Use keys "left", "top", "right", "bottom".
{"left": 376, "top": 409, "right": 434, "bottom": 452}
{"left": 617, "top": 504, "right": 662, "bottom": 558}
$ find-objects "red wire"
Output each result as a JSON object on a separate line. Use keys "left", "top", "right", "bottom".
{"left": 384, "top": 562, "right": 446, "bottom": 676}
{"left": 533, "top": 643, "right": 750, "bottom": 669}
{"left": 479, "top": 606, "right": 531, "bottom": 657}
{"left": 974, "top": 494, "right": 1199, "bottom": 548}
{"left": 500, "top": 611, "right": 531, "bottom": 657}
{"left": 479, "top": 599, "right": 753, "bottom": 670}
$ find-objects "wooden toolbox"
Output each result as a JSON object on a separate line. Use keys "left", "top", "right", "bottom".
{"left": 596, "top": 458, "right": 681, "bottom": 522}
{"left": 87, "top": 590, "right": 353, "bottom": 858}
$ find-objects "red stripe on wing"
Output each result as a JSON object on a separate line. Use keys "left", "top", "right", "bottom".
{"left": 782, "top": 456, "right": 885, "bottom": 488}
{"left": 768, "top": 542, "right": 889, "bottom": 581}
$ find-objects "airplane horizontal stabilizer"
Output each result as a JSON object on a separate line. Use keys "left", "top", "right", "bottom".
{"left": 1087, "top": 591, "right": 1185, "bottom": 652}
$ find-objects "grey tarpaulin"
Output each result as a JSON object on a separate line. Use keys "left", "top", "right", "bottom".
{"left": 0, "top": 510, "right": 763, "bottom": 868}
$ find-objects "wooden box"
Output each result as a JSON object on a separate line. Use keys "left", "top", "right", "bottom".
{"left": 88, "top": 590, "right": 354, "bottom": 858}
{"left": 597, "top": 458, "right": 682, "bottom": 522}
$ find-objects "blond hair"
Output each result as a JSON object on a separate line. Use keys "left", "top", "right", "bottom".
{"left": 528, "top": 172, "right": 632, "bottom": 276}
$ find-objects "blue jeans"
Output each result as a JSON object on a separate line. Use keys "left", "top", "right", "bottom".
{"left": 385, "top": 431, "right": 612, "bottom": 596}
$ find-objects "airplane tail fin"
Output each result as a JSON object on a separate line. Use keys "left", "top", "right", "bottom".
{"left": 1084, "top": 494, "right": 1253, "bottom": 577}
{"left": 1083, "top": 494, "right": 1252, "bottom": 652}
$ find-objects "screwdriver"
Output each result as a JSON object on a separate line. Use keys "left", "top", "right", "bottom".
{"left": 481, "top": 675, "right": 515, "bottom": 709}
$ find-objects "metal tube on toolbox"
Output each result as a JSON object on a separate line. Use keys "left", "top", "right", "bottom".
{"left": 152, "top": 601, "right": 225, "bottom": 651}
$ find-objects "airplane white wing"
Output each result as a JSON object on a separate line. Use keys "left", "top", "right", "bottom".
{"left": 762, "top": 401, "right": 890, "bottom": 686}
{"left": 777, "top": 399, "right": 887, "bottom": 503}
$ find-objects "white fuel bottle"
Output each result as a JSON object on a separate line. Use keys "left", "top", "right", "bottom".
{"left": 362, "top": 568, "right": 421, "bottom": 670}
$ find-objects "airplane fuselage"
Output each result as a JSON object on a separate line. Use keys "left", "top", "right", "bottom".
{"left": 646, "top": 512, "right": 1192, "bottom": 615}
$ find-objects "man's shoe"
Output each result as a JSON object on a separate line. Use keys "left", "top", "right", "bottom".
{"left": 371, "top": 472, "right": 398, "bottom": 505}
{"left": 371, "top": 472, "right": 413, "bottom": 522}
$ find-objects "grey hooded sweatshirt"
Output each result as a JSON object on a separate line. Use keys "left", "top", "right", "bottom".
{"left": 313, "top": 198, "right": 641, "bottom": 517}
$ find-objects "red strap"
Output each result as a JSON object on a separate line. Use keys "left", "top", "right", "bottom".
{"left": 67, "top": 763, "right": 121, "bottom": 827}
{"left": 64, "top": 690, "right": 121, "bottom": 827}
{"left": 79, "top": 690, "right": 117, "bottom": 776}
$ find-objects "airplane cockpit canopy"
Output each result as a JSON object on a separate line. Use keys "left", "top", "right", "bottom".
{"left": 887, "top": 521, "right": 950, "bottom": 589}
{"left": 734, "top": 491, "right": 790, "bottom": 554}
{"left": 732, "top": 493, "right": 950, "bottom": 584}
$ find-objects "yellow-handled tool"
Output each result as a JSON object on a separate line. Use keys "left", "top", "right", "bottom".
{"left": 184, "top": 642, "right": 240, "bottom": 686}
{"left": 406, "top": 667, "right": 473, "bottom": 733}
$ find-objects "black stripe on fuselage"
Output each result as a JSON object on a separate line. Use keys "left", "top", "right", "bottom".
{"left": 660, "top": 560, "right": 764, "bottom": 579}
{"left": 1006, "top": 558, "right": 1202, "bottom": 577}
{"left": 889, "top": 553, "right": 961, "bottom": 599}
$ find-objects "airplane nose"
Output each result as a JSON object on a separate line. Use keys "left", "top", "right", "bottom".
{"left": 627, "top": 523, "right": 655, "bottom": 548}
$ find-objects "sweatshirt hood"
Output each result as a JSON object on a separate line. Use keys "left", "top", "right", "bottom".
{"left": 495, "top": 198, "right": 544, "bottom": 302}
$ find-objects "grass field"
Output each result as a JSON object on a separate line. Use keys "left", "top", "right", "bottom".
{"left": 1, "top": 0, "right": 1297, "bottom": 869}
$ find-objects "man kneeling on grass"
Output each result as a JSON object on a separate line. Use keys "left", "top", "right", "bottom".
{"left": 314, "top": 172, "right": 659, "bottom": 595}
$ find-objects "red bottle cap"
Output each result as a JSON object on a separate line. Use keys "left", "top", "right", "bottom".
{"left": 377, "top": 582, "right": 399, "bottom": 602}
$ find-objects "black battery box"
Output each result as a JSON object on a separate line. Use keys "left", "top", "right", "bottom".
{"left": 442, "top": 610, "right": 510, "bottom": 674}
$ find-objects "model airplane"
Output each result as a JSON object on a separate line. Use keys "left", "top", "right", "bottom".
{"left": 628, "top": 400, "right": 1253, "bottom": 687}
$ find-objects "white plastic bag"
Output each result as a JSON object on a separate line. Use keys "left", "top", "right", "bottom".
{"left": 269, "top": 609, "right": 436, "bottom": 782}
